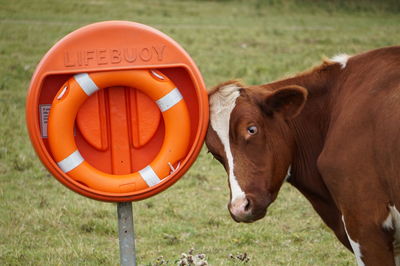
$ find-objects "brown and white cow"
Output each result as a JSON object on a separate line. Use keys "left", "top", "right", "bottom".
{"left": 206, "top": 46, "right": 400, "bottom": 265}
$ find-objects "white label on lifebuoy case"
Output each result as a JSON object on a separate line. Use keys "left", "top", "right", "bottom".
{"left": 39, "top": 104, "right": 76, "bottom": 138}
{"left": 156, "top": 88, "right": 183, "bottom": 112}
{"left": 39, "top": 104, "right": 51, "bottom": 138}
{"left": 139, "top": 165, "right": 161, "bottom": 187}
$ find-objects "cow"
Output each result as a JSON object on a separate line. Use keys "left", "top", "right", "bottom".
{"left": 205, "top": 46, "right": 400, "bottom": 265}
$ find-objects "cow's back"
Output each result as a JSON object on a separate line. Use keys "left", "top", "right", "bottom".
{"left": 319, "top": 46, "right": 400, "bottom": 205}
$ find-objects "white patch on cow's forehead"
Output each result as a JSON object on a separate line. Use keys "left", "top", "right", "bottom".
{"left": 330, "top": 53, "right": 350, "bottom": 69}
{"left": 209, "top": 83, "right": 245, "bottom": 202}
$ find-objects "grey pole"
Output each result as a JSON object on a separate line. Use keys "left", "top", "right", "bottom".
{"left": 117, "top": 202, "right": 136, "bottom": 266}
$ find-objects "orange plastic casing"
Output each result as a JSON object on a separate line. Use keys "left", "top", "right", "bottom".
{"left": 26, "top": 21, "right": 209, "bottom": 202}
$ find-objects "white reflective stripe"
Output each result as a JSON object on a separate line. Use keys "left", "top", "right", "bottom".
{"left": 156, "top": 88, "right": 183, "bottom": 112}
{"left": 151, "top": 70, "right": 165, "bottom": 80}
{"left": 74, "top": 73, "right": 100, "bottom": 96}
{"left": 57, "top": 86, "right": 68, "bottom": 100}
{"left": 57, "top": 150, "right": 84, "bottom": 173}
{"left": 139, "top": 165, "right": 161, "bottom": 187}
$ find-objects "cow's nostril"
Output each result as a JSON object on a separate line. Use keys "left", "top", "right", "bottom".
{"left": 229, "top": 196, "right": 254, "bottom": 222}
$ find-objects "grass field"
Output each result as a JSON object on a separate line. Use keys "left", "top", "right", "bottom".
{"left": 1, "top": 0, "right": 399, "bottom": 265}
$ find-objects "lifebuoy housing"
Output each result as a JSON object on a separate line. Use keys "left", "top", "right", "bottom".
{"left": 47, "top": 69, "right": 190, "bottom": 193}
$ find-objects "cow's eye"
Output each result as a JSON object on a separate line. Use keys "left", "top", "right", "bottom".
{"left": 247, "top": 125, "right": 258, "bottom": 135}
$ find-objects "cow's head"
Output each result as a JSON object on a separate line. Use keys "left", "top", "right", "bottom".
{"left": 206, "top": 81, "right": 307, "bottom": 223}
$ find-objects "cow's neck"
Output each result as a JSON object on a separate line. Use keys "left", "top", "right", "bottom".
{"left": 267, "top": 62, "right": 341, "bottom": 200}
{"left": 288, "top": 96, "right": 329, "bottom": 199}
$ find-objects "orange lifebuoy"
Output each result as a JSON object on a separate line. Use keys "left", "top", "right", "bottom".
{"left": 47, "top": 69, "right": 191, "bottom": 193}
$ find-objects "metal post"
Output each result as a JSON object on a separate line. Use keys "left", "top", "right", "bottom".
{"left": 117, "top": 202, "right": 136, "bottom": 266}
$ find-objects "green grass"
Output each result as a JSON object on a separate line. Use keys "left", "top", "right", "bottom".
{"left": 1, "top": 0, "right": 399, "bottom": 265}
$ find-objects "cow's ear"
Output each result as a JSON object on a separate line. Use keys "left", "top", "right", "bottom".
{"left": 262, "top": 85, "right": 308, "bottom": 119}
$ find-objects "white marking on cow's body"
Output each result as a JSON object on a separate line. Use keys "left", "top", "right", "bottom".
{"left": 342, "top": 216, "right": 365, "bottom": 266}
{"left": 209, "top": 83, "right": 245, "bottom": 202}
{"left": 284, "top": 165, "right": 292, "bottom": 182}
{"left": 383, "top": 211, "right": 394, "bottom": 230}
{"left": 383, "top": 205, "right": 400, "bottom": 265}
{"left": 330, "top": 54, "right": 350, "bottom": 69}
